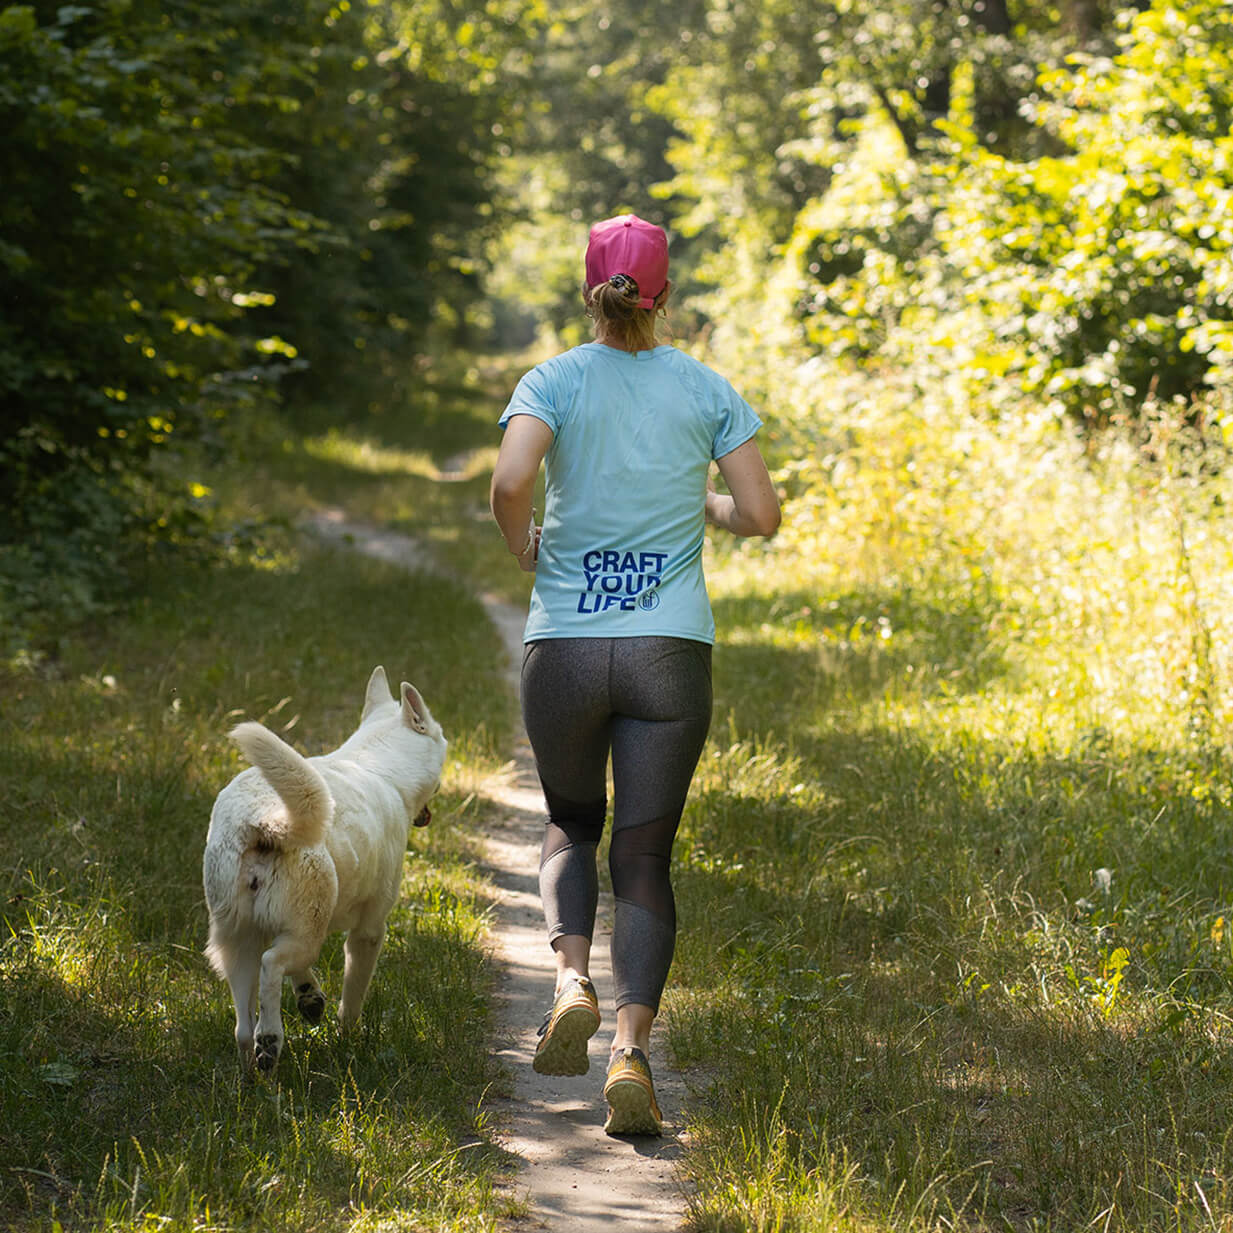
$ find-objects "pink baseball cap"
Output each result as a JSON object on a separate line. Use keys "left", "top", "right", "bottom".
{"left": 585, "top": 214, "right": 669, "bottom": 310}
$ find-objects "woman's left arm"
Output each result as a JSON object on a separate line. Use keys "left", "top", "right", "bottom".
{"left": 491, "top": 413, "right": 554, "bottom": 570}
{"left": 706, "top": 438, "right": 781, "bottom": 538}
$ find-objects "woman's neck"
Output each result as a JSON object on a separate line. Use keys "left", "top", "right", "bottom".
{"left": 594, "top": 331, "right": 657, "bottom": 353}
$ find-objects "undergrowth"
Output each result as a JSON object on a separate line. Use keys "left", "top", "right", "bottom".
{"left": 668, "top": 346, "right": 1233, "bottom": 1230}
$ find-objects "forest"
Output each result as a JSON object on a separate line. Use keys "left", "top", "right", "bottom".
{"left": 4, "top": 0, "right": 1232, "bottom": 649}
{"left": 6, "top": 1, "right": 1233, "bottom": 1230}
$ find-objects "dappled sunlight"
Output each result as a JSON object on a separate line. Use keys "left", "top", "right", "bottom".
{"left": 679, "top": 500, "right": 1233, "bottom": 1227}
{"left": 0, "top": 533, "right": 512, "bottom": 1228}
{"left": 302, "top": 431, "right": 442, "bottom": 480}
{"left": 7, "top": 0, "right": 1233, "bottom": 1221}
{"left": 301, "top": 431, "right": 502, "bottom": 488}
{"left": 15, "top": 911, "right": 108, "bottom": 995}
{"left": 435, "top": 444, "right": 501, "bottom": 483}
{"left": 711, "top": 363, "right": 1233, "bottom": 749}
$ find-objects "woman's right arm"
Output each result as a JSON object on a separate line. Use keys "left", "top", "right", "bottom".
{"left": 491, "top": 413, "right": 554, "bottom": 570}
{"left": 706, "top": 438, "right": 781, "bottom": 538}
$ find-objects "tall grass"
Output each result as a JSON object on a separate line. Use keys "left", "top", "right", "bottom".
{"left": 669, "top": 353, "right": 1233, "bottom": 1229}
{"left": 10, "top": 328, "right": 1233, "bottom": 1230}
{"left": 0, "top": 361, "right": 521, "bottom": 1231}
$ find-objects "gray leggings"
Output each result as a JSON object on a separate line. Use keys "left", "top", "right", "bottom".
{"left": 521, "top": 636, "right": 713, "bottom": 1013}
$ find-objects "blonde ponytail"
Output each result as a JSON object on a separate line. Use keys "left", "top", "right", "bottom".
{"left": 584, "top": 274, "right": 667, "bottom": 352}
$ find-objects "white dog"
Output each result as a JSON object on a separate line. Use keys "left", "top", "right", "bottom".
{"left": 203, "top": 666, "right": 447, "bottom": 1073}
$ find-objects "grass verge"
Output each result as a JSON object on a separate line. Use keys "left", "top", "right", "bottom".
{"left": 0, "top": 359, "right": 521, "bottom": 1231}
{"left": 665, "top": 365, "right": 1233, "bottom": 1230}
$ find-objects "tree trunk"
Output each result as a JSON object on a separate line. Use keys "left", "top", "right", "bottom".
{"left": 1064, "top": 0, "right": 1104, "bottom": 43}
{"left": 972, "top": 0, "right": 1012, "bottom": 35}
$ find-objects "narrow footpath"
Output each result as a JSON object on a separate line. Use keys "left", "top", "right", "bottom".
{"left": 306, "top": 510, "right": 690, "bottom": 1231}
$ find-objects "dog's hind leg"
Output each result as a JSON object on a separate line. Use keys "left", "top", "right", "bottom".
{"left": 223, "top": 946, "right": 261, "bottom": 1070}
{"left": 290, "top": 968, "right": 327, "bottom": 1025}
{"left": 339, "top": 925, "right": 386, "bottom": 1030}
{"left": 255, "top": 934, "right": 320, "bottom": 1072}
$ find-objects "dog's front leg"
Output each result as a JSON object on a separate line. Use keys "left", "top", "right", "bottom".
{"left": 339, "top": 926, "right": 386, "bottom": 1029}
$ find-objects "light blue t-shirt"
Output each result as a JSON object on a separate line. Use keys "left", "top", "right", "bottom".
{"left": 498, "top": 342, "right": 763, "bottom": 645}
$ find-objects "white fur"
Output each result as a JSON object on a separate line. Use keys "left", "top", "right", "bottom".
{"left": 202, "top": 665, "right": 447, "bottom": 1073}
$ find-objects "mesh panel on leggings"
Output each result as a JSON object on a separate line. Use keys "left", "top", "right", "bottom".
{"left": 612, "top": 899, "right": 675, "bottom": 1013}
{"left": 608, "top": 812, "right": 681, "bottom": 929}
{"left": 608, "top": 812, "right": 682, "bottom": 1011}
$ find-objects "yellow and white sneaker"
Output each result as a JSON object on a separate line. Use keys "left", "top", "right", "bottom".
{"left": 532, "top": 976, "right": 601, "bottom": 1076}
{"left": 602, "top": 1046, "right": 663, "bottom": 1136}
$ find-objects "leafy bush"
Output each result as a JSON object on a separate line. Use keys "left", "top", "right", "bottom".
{"left": 759, "top": 0, "right": 1233, "bottom": 426}
{"left": 644, "top": 0, "right": 1233, "bottom": 429}
{"left": 942, "top": 0, "right": 1233, "bottom": 418}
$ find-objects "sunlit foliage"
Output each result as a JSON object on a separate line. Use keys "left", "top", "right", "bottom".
{"left": 650, "top": 0, "right": 1233, "bottom": 428}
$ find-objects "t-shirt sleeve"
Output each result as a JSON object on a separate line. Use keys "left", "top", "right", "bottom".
{"left": 710, "top": 374, "right": 763, "bottom": 460}
{"left": 499, "top": 363, "right": 560, "bottom": 433}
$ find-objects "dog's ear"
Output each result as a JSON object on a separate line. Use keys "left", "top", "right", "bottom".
{"left": 361, "top": 666, "right": 391, "bottom": 722}
{"left": 400, "top": 682, "right": 430, "bottom": 734}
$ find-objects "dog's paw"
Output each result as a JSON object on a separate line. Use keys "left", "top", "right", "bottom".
{"left": 296, "top": 984, "right": 326, "bottom": 1025}
{"left": 255, "top": 1034, "right": 282, "bottom": 1073}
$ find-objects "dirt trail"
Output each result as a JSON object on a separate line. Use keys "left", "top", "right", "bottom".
{"left": 306, "top": 511, "right": 690, "bottom": 1231}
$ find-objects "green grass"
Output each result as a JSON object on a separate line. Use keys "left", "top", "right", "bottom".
{"left": 216, "top": 353, "right": 539, "bottom": 607}
{"left": 661, "top": 363, "right": 1233, "bottom": 1230}
{"left": 0, "top": 360, "right": 522, "bottom": 1230}
{"left": 9, "top": 337, "right": 1233, "bottom": 1231}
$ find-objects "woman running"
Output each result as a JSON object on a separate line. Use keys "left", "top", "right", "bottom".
{"left": 491, "top": 213, "right": 781, "bottom": 1135}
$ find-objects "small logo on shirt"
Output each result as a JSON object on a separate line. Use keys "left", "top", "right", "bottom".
{"left": 576, "top": 549, "right": 667, "bottom": 614}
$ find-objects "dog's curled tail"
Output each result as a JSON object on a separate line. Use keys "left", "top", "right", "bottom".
{"left": 230, "top": 721, "right": 333, "bottom": 848}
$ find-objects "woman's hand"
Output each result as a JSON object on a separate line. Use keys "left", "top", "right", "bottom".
{"left": 515, "top": 519, "right": 541, "bottom": 572}
{"left": 704, "top": 473, "right": 720, "bottom": 526}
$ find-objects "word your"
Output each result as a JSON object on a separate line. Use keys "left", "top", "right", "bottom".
{"left": 577, "top": 548, "right": 667, "bottom": 614}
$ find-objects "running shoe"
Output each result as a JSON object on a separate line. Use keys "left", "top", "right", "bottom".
{"left": 602, "top": 1046, "right": 663, "bottom": 1136}
{"left": 532, "top": 976, "right": 601, "bottom": 1075}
